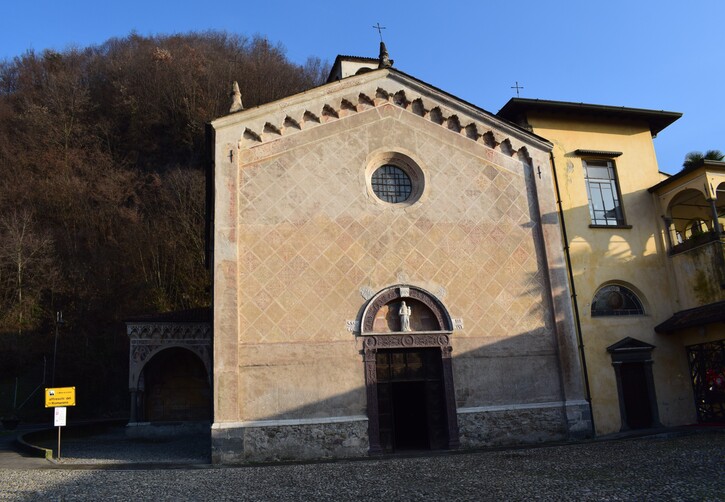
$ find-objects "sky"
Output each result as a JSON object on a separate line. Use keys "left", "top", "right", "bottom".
{"left": 1, "top": 0, "right": 723, "bottom": 174}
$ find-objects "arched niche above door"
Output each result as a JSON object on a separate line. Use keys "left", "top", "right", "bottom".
{"left": 360, "top": 285, "right": 453, "bottom": 335}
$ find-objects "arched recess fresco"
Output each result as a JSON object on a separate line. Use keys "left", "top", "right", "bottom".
{"left": 358, "top": 285, "right": 459, "bottom": 454}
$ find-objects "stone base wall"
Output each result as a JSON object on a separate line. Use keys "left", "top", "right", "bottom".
{"left": 457, "top": 401, "right": 592, "bottom": 448}
{"left": 212, "top": 403, "right": 593, "bottom": 463}
{"left": 212, "top": 418, "right": 369, "bottom": 464}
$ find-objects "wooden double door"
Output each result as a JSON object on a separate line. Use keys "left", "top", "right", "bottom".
{"left": 375, "top": 348, "right": 448, "bottom": 452}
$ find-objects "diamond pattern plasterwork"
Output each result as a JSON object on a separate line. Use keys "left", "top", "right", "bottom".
{"left": 235, "top": 117, "right": 551, "bottom": 345}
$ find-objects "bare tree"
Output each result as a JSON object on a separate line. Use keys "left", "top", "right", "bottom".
{"left": 0, "top": 210, "right": 59, "bottom": 334}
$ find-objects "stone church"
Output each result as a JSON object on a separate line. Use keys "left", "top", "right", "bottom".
{"left": 125, "top": 44, "right": 725, "bottom": 464}
{"left": 207, "top": 45, "right": 590, "bottom": 463}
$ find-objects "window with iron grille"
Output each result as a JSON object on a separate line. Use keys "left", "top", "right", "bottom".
{"left": 584, "top": 159, "right": 625, "bottom": 226}
{"left": 371, "top": 165, "right": 412, "bottom": 203}
{"left": 687, "top": 340, "right": 725, "bottom": 423}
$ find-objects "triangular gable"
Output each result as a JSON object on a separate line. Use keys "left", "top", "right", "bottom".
{"left": 607, "top": 337, "right": 655, "bottom": 353}
{"left": 212, "top": 68, "right": 552, "bottom": 162}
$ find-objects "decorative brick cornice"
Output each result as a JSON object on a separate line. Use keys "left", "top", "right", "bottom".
{"left": 213, "top": 72, "right": 547, "bottom": 163}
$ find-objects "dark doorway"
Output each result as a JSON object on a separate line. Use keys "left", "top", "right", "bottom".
{"left": 607, "top": 337, "right": 661, "bottom": 432}
{"left": 376, "top": 348, "right": 448, "bottom": 452}
{"left": 143, "top": 348, "right": 211, "bottom": 422}
{"left": 620, "top": 362, "right": 652, "bottom": 429}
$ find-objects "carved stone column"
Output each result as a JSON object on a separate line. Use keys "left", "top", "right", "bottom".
{"left": 364, "top": 347, "right": 383, "bottom": 455}
{"left": 440, "top": 345, "right": 460, "bottom": 449}
{"left": 710, "top": 199, "right": 722, "bottom": 237}
{"left": 662, "top": 216, "right": 674, "bottom": 251}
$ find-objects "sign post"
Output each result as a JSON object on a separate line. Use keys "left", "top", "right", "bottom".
{"left": 45, "top": 387, "right": 75, "bottom": 461}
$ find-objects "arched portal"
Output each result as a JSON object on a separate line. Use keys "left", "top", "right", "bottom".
{"left": 125, "top": 311, "right": 212, "bottom": 424}
{"left": 142, "top": 347, "right": 211, "bottom": 422}
{"left": 359, "top": 285, "right": 459, "bottom": 453}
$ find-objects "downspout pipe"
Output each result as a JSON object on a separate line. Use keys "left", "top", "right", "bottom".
{"left": 549, "top": 152, "right": 596, "bottom": 434}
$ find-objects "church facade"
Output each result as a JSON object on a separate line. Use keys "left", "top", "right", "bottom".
{"left": 125, "top": 48, "right": 724, "bottom": 463}
{"left": 209, "top": 53, "right": 591, "bottom": 462}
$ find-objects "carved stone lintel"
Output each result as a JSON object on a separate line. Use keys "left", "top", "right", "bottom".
{"left": 360, "top": 333, "right": 450, "bottom": 349}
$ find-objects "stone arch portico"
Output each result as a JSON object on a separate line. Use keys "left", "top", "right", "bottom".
{"left": 126, "top": 308, "right": 211, "bottom": 423}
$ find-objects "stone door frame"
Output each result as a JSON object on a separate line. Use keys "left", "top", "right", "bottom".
{"left": 359, "top": 285, "right": 459, "bottom": 453}
{"left": 607, "top": 337, "right": 662, "bottom": 431}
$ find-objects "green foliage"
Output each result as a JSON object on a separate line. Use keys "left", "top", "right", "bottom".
{"left": 0, "top": 31, "right": 329, "bottom": 420}
{"left": 682, "top": 150, "right": 724, "bottom": 170}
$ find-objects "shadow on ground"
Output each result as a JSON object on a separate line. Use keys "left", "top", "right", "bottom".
{"left": 24, "top": 422, "right": 211, "bottom": 465}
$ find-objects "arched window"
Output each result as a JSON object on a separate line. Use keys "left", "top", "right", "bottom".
{"left": 591, "top": 285, "right": 644, "bottom": 317}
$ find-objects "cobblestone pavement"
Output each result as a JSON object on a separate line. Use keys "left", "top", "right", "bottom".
{"left": 0, "top": 431, "right": 723, "bottom": 501}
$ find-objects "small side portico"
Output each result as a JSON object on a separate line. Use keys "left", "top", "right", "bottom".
{"left": 125, "top": 308, "right": 212, "bottom": 435}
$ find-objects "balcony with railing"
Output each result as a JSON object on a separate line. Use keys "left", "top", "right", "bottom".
{"left": 650, "top": 161, "right": 725, "bottom": 309}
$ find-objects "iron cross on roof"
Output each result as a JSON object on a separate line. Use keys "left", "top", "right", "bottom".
{"left": 373, "top": 22, "right": 386, "bottom": 42}
{"left": 511, "top": 81, "right": 524, "bottom": 97}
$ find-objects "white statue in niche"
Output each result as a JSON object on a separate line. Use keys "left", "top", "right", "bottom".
{"left": 399, "top": 301, "right": 412, "bottom": 332}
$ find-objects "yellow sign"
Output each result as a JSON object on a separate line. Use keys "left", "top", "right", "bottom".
{"left": 45, "top": 387, "right": 76, "bottom": 407}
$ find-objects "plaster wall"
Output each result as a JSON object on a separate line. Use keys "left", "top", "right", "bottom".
{"left": 679, "top": 322, "right": 725, "bottom": 346}
{"left": 525, "top": 114, "right": 696, "bottom": 434}
{"left": 671, "top": 243, "right": 725, "bottom": 310}
{"left": 211, "top": 74, "right": 588, "bottom": 460}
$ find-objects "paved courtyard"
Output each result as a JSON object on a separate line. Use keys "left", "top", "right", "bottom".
{"left": 0, "top": 430, "right": 723, "bottom": 501}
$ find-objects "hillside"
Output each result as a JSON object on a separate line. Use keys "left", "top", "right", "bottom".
{"left": 0, "top": 31, "right": 328, "bottom": 420}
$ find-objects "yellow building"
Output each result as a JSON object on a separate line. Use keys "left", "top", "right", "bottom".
{"left": 498, "top": 99, "right": 725, "bottom": 434}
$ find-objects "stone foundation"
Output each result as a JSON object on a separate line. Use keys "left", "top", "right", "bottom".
{"left": 212, "top": 403, "right": 592, "bottom": 463}
{"left": 212, "top": 417, "right": 369, "bottom": 464}
{"left": 457, "top": 401, "right": 592, "bottom": 448}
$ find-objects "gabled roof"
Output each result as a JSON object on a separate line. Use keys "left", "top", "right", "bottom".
{"left": 648, "top": 159, "right": 725, "bottom": 193}
{"left": 497, "top": 98, "right": 682, "bottom": 137}
{"left": 213, "top": 67, "right": 553, "bottom": 154}
{"left": 654, "top": 301, "right": 725, "bottom": 333}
